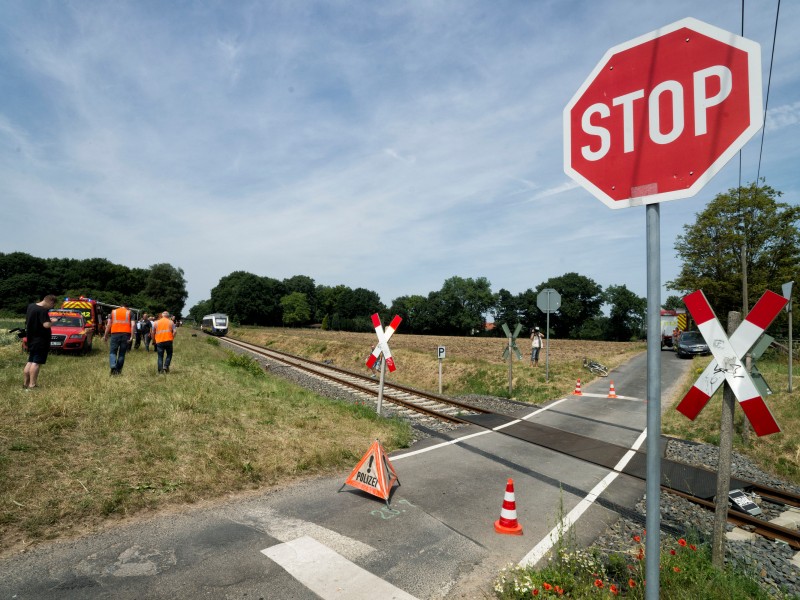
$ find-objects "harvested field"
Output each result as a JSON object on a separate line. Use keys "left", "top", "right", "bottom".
{"left": 229, "top": 326, "right": 646, "bottom": 404}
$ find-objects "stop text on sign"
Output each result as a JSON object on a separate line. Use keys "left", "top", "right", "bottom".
{"left": 564, "top": 17, "right": 762, "bottom": 209}
{"left": 581, "top": 65, "right": 732, "bottom": 161}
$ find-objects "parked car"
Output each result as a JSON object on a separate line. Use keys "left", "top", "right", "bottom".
{"left": 22, "top": 309, "right": 94, "bottom": 354}
{"left": 675, "top": 330, "right": 710, "bottom": 358}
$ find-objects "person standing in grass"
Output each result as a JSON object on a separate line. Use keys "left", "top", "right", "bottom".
{"left": 153, "top": 311, "right": 177, "bottom": 373}
{"left": 23, "top": 294, "right": 57, "bottom": 390}
{"left": 530, "top": 326, "right": 544, "bottom": 367}
{"left": 104, "top": 305, "right": 133, "bottom": 375}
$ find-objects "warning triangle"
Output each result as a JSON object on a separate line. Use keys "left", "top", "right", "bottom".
{"left": 341, "top": 440, "right": 399, "bottom": 503}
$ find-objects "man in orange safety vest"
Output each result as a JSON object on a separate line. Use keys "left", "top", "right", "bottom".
{"left": 153, "top": 311, "right": 177, "bottom": 373}
{"left": 103, "top": 305, "right": 133, "bottom": 375}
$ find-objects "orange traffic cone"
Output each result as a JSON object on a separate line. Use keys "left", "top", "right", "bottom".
{"left": 573, "top": 379, "right": 582, "bottom": 395}
{"left": 608, "top": 381, "right": 618, "bottom": 398}
{"left": 494, "top": 478, "right": 523, "bottom": 535}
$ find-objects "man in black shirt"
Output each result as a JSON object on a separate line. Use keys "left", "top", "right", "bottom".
{"left": 23, "top": 294, "right": 57, "bottom": 389}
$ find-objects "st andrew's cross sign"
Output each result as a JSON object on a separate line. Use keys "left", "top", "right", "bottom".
{"left": 676, "top": 290, "right": 787, "bottom": 436}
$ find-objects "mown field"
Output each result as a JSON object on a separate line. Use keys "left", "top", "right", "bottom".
{"left": 229, "top": 325, "right": 646, "bottom": 403}
{"left": 1, "top": 320, "right": 797, "bottom": 562}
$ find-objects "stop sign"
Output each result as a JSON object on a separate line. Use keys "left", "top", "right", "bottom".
{"left": 564, "top": 18, "right": 763, "bottom": 209}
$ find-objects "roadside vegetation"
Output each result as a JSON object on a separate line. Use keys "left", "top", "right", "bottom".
{"left": 0, "top": 328, "right": 411, "bottom": 556}
{"left": 2, "top": 319, "right": 797, "bottom": 599}
{"left": 495, "top": 349, "right": 799, "bottom": 599}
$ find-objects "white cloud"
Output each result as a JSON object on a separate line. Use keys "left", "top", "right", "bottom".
{"left": 1, "top": 0, "right": 798, "bottom": 310}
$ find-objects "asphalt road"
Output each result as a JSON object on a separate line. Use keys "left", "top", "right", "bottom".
{"left": 0, "top": 350, "right": 692, "bottom": 599}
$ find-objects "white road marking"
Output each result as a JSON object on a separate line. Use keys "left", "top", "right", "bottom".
{"left": 518, "top": 428, "right": 648, "bottom": 567}
{"left": 231, "top": 506, "right": 376, "bottom": 562}
{"left": 262, "top": 535, "right": 419, "bottom": 600}
{"left": 389, "top": 396, "right": 648, "bottom": 569}
{"left": 391, "top": 398, "right": 569, "bottom": 461}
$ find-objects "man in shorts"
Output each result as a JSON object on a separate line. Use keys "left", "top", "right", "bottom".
{"left": 23, "top": 294, "right": 57, "bottom": 389}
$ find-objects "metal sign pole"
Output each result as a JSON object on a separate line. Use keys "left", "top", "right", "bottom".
{"left": 508, "top": 335, "right": 513, "bottom": 397}
{"left": 545, "top": 305, "right": 551, "bottom": 382}
{"left": 438, "top": 359, "right": 443, "bottom": 394}
{"left": 377, "top": 357, "right": 386, "bottom": 416}
{"left": 645, "top": 203, "right": 661, "bottom": 599}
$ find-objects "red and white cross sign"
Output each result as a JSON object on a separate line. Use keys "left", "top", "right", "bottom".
{"left": 676, "top": 289, "right": 787, "bottom": 436}
{"left": 366, "top": 314, "right": 402, "bottom": 373}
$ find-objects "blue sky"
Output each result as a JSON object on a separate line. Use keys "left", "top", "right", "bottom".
{"left": 2, "top": 1, "right": 798, "bottom": 312}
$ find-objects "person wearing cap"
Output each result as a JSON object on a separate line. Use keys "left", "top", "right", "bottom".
{"left": 530, "top": 326, "right": 544, "bottom": 367}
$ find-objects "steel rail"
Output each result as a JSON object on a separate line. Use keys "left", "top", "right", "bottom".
{"left": 218, "top": 333, "right": 800, "bottom": 547}
{"left": 220, "top": 337, "right": 483, "bottom": 424}
{"left": 664, "top": 488, "right": 800, "bottom": 550}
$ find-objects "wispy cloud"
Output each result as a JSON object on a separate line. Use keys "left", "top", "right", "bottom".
{"left": 1, "top": 0, "right": 798, "bottom": 309}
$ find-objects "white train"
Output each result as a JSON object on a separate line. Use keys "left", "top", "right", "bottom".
{"left": 201, "top": 313, "right": 229, "bottom": 336}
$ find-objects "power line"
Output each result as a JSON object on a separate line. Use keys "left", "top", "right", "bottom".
{"left": 756, "top": 0, "right": 782, "bottom": 185}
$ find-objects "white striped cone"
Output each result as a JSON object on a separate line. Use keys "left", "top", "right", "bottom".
{"left": 608, "top": 381, "right": 617, "bottom": 398}
{"left": 494, "top": 478, "right": 523, "bottom": 535}
{"left": 573, "top": 379, "right": 582, "bottom": 395}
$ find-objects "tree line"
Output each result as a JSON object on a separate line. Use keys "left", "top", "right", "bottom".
{"left": 0, "top": 253, "right": 188, "bottom": 318}
{"left": 186, "top": 271, "right": 647, "bottom": 340}
{"left": 3, "top": 182, "right": 796, "bottom": 339}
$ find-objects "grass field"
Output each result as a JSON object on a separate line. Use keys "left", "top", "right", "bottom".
{"left": 1, "top": 321, "right": 797, "bottom": 567}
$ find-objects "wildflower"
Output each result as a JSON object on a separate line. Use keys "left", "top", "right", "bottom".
{"left": 610, "top": 584, "right": 619, "bottom": 595}
{"left": 628, "top": 578, "right": 636, "bottom": 588}
{"left": 555, "top": 585, "right": 564, "bottom": 595}
{"left": 678, "top": 538, "right": 687, "bottom": 547}
{"left": 670, "top": 549, "right": 676, "bottom": 555}
{"left": 594, "top": 579, "right": 604, "bottom": 588}
{"left": 532, "top": 589, "right": 539, "bottom": 596}
{"left": 637, "top": 548, "right": 644, "bottom": 561}
{"left": 633, "top": 535, "right": 641, "bottom": 543}
{"left": 690, "top": 544, "right": 697, "bottom": 551}
{"left": 673, "top": 566, "right": 681, "bottom": 573}
{"left": 543, "top": 583, "right": 552, "bottom": 591}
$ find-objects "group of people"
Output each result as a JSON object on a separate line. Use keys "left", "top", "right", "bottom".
{"left": 104, "top": 307, "right": 177, "bottom": 375}
{"left": 22, "top": 295, "right": 178, "bottom": 389}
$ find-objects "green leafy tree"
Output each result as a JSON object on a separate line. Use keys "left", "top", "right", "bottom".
{"left": 669, "top": 182, "right": 800, "bottom": 320}
{"left": 144, "top": 263, "right": 189, "bottom": 317}
{"left": 604, "top": 284, "right": 646, "bottom": 341}
{"left": 389, "top": 294, "right": 429, "bottom": 334}
{"left": 281, "top": 292, "right": 311, "bottom": 327}
{"left": 335, "top": 287, "right": 384, "bottom": 320}
{"left": 283, "top": 276, "right": 318, "bottom": 321}
{"left": 535, "top": 273, "right": 603, "bottom": 338}
{"left": 663, "top": 295, "right": 685, "bottom": 311}
{"left": 210, "top": 271, "right": 284, "bottom": 326}
{"left": 437, "top": 276, "right": 494, "bottom": 335}
{"left": 491, "top": 289, "right": 520, "bottom": 337}
{"left": 188, "top": 299, "right": 213, "bottom": 324}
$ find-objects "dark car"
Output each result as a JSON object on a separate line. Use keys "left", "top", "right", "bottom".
{"left": 675, "top": 331, "right": 710, "bottom": 358}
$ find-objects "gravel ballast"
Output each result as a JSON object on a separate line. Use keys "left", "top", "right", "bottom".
{"left": 249, "top": 350, "right": 800, "bottom": 598}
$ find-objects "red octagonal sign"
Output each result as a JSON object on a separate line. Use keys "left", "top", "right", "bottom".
{"left": 564, "top": 18, "right": 763, "bottom": 209}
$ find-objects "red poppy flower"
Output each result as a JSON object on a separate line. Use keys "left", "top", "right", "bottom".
{"left": 673, "top": 566, "right": 681, "bottom": 572}
{"left": 670, "top": 549, "right": 676, "bottom": 555}
{"left": 543, "top": 583, "right": 552, "bottom": 591}
{"left": 633, "top": 535, "right": 641, "bottom": 543}
{"left": 610, "top": 584, "right": 619, "bottom": 595}
{"left": 690, "top": 544, "right": 697, "bottom": 551}
{"left": 678, "top": 538, "right": 687, "bottom": 547}
{"left": 628, "top": 578, "right": 636, "bottom": 588}
{"left": 532, "top": 589, "right": 539, "bottom": 596}
{"left": 555, "top": 585, "right": 564, "bottom": 596}
{"left": 594, "top": 579, "right": 604, "bottom": 588}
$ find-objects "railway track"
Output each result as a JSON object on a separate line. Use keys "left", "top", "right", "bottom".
{"left": 221, "top": 336, "right": 492, "bottom": 426}
{"left": 218, "top": 334, "right": 800, "bottom": 550}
